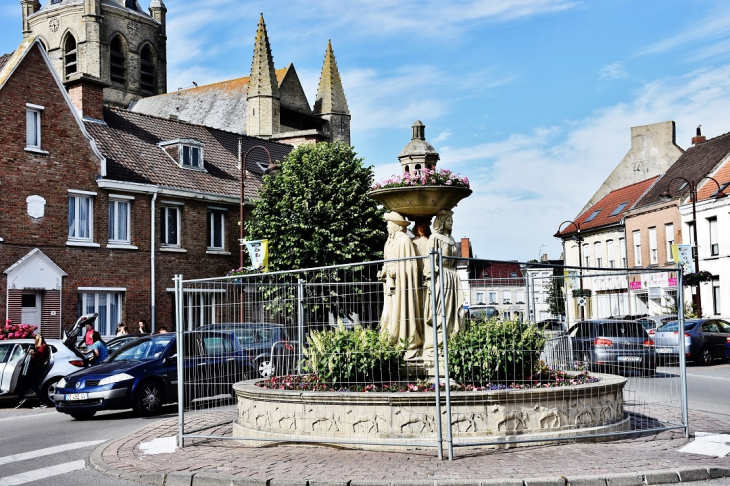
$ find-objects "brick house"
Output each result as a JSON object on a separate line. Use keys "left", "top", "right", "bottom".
{"left": 0, "top": 38, "right": 292, "bottom": 337}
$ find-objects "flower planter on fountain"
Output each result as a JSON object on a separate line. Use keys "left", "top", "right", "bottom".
{"left": 368, "top": 185, "right": 472, "bottom": 218}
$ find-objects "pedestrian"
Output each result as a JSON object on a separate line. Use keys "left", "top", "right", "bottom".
{"left": 116, "top": 323, "right": 128, "bottom": 336}
{"left": 16, "top": 333, "right": 50, "bottom": 408}
{"left": 137, "top": 319, "right": 149, "bottom": 335}
{"left": 89, "top": 331, "right": 108, "bottom": 365}
{"left": 84, "top": 322, "right": 94, "bottom": 347}
{"left": 158, "top": 326, "right": 168, "bottom": 334}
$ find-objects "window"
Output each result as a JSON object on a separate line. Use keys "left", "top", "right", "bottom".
{"left": 709, "top": 217, "right": 719, "bottom": 256}
{"left": 649, "top": 227, "right": 657, "bottom": 264}
{"left": 594, "top": 241, "right": 602, "bottom": 268}
{"left": 619, "top": 237, "right": 626, "bottom": 267}
{"left": 108, "top": 199, "right": 130, "bottom": 244}
{"left": 183, "top": 292, "right": 217, "bottom": 330}
{"left": 488, "top": 292, "right": 497, "bottom": 304}
{"left": 687, "top": 222, "right": 695, "bottom": 246}
{"left": 125, "top": 0, "right": 137, "bottom": 9}
{"left": 182, "top": 145, "right": 202, "bottom": 169}
{"left": 161, "top": 206, "right": 180, "bottom": 247}
{"left": 582, "top": 243, "right": 590, "bottom": 267}
{"left": 610, "top": 202, "right": 629, "bottom": 217}
{"left": 665, "top": 223, "right": 674, "bottom": 262}
{"left": 68, "top": 193, "right": 94, "bottom": 242}
{"left": 711, "top": 182, "right": 730, "bottom": 197}
{"left": 476, "top": 292, "right": 485, "bottom": 304}
{"left": 78, "top": 291, "right": 123, "bottom": 336}
{"left": 713, "top": 278, "right": 721, "bottom": 315}
{"left": 503, "top": 290, "right": 511, "bottom": 304}
{"left": 516, "top": 290, "right": 525, "bottom": 304}
{"left": 26, "top": 104, "right": 43, "bottom": 150}
{"left": 207, "top": 210, "right": 224, "bottom": 250}
{"left": 140, "top": 45, "right": 156, "bottom": 94}
{"left": 633, "top": 231, "right": 641, "bottom": 266}
{"left": 64, "top": 34, "right": 77, "bottom": 79}
{"left": 585, "top": 210, "right": 601, "bottom": 223}
{"left": 109, "top": 35, "right": 126, "bottom": 86}
{"left": 607, "top": 239, "right": 615, "bottom": 268}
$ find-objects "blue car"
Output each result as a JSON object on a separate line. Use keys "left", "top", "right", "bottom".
{"left": 53, "top": 331, "right": 254, "bottom": 419}
{"left": 654, "top": 318, "right": 730, "bottom": 366}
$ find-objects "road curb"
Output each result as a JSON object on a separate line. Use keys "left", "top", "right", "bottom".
{"left": 88, "top": 438, "right": 730, "bottom": 486}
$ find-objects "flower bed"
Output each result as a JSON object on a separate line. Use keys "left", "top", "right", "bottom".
{"left": 0, "top": 320, "right": 37, "bottom": 340}
{"left": 371, "top": 168, "right": 469, "bottom": 190}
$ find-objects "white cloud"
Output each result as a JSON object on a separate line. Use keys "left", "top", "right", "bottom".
{"left": 599, "top": 62, "right": 628, "bottom": 80}
{"left": 433, "top": 131, "right": 453, "bottom": 144}
{"left": 637, "top": 7, "right": 730, "bottom": 57}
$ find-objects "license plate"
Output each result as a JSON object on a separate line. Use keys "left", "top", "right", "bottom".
{"left": 656, "top": 347, "right": 673, "bottom": 354}
{"left": 65, "top": 393, "right": 88, "bottom": 401}
{"left": 617, "top": 356, "right": 641, "bottom": 362}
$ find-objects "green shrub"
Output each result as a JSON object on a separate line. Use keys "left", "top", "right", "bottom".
{"left": 304, "top": 326, "right": 406, "bottom": 385}
{"left": 447, "top": 318, "right": 546, "bottom": 384}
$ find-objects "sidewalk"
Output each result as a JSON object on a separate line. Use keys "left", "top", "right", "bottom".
{"left": 90, "top": 410, "right": 730, "bottom": 486}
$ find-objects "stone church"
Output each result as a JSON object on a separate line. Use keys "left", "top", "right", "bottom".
{"left": 20, "top": 0, "right": 351, "bottom": 144}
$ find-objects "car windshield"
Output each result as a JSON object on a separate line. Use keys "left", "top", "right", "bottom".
{"left": 657, "top": 321, "right": 698, "bottom": 332}
{"left": 598, "top": 322, "right": 646, "bottom": 338}
{"left": 111, "top": 337, "right": 173, "bottom": 362}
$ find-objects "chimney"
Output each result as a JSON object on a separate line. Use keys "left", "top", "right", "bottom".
{"left": 65, "top": 74, "right": 108, "bottom": 121}
{"left": 692, "top": 125, "right": 706, "bottom": 145}
{"left": 460, "top": 237, "right": 471, "bottom": 258}
{"left": 541, "top": 253, "right": 548, "bottom": 262}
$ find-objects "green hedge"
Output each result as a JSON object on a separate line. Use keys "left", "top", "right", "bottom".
{"left": 447, "top": 318, "right": 546, "bottom": 384}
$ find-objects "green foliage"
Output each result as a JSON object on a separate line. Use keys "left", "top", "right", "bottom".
{"left": 304, "top": 326, "right": 406, "bottom": 385}
{"left": 545, "top": 274, "right": 566, "bottom": 318}
{"left": 246, "top": 142, "right": 386, "bottom": 271}
{"left": 447, "top": 318, "right": 547, "bottom": 384}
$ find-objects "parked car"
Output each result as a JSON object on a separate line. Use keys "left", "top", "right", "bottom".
{"left": 105, "top": 334, "right": 147, "bottom": 355}
{"left": 635, "top": 315, "right": 680, "bottom": 337}
{"left": 0, "top": 339, "right": 87, "bottom": 405}
{"left": 536, "top": 319, "right": 566, "bottom": 334}
{"left": 653, "top": 318, "right": 730, "bottom": 366}
{"left": 53, "top": 330, "right": 254, "bottom": 419}
{"left": 566, "top": 319, "right": 656, "bottom": 375}
{"left": 203, "top": 323, "right": 298, "bottom": 378}
{"left": 466, "top": 306, "right": 500, "bottom": 322}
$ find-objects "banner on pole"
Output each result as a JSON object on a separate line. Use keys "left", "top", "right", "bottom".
{"left": 672, "top": 244, "right": 692, "bottom": 271}
{"left": 245, "top": 239, "right": 269, "bottom": 272}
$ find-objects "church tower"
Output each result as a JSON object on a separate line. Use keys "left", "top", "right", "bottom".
{"left": 246, "top": 14, "right": 281, "bottom": 138}
{"left": 21, "top": 0, "right": 167, "bottom": 108}
{"left": 314, "top": 41, "right": 350, "bottom": 145}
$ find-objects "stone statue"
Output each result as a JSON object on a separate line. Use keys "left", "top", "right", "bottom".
{"left": 423, "top": 209, "right": 464, "bottom": 357}
{"left": 378, "top": 211, "right": 423, "bottom": 358}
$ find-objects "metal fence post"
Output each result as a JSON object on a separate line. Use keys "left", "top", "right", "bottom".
{"left": 437, "top": 249, "right": 454, "bottom": 461}
{"left": 297, "top": 278, "right": 305, "bottom": 374}
{"left": 429, "top": 250, "right": 444, "bottom": 460}
{"left": 175, "top": 274, "right": 185, "bottom": 448}
{"left": 525, "top": 273, "right": 532, "bottom": 323}
{"left": 677, "top": 265, "right": 689, "bottom": 438}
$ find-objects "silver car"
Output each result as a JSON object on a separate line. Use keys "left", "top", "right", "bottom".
{"left": 0, "top": 339, "right": 87, "bottom": 405}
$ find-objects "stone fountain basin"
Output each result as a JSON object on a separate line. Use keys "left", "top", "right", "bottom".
{"left": 368, "top": 186, "right": 472, "bottom": 218}
{"left": 232, "top": 373, "right": 629, "bottom": 450}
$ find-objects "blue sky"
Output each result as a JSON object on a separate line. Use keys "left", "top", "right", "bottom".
{"left": 5, "top": 1, "right": 730, "bottom": 261}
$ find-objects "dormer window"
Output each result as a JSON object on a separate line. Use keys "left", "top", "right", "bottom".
{"left": 158, "top": 139, "right": 206, "bottom": 171}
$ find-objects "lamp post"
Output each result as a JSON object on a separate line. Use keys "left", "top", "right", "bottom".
{"left": 555, "top": 221, "right": 584, "bottom": 320}
{"left": 659, "top": 176, "right": 727, "bottom": 318}
{"left": 239, "top": 143, "right": 277, "bottom": 269}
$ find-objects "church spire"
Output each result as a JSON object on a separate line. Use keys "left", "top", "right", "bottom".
{"left": 248, "top": 13, "right": 279, "bottom": 99}
{"left": 314, "top": 40, "right": 349, "bottom": 115}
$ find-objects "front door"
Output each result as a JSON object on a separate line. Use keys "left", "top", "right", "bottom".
{"left": 21, "top": 293, "right": 41, "bottom": 327}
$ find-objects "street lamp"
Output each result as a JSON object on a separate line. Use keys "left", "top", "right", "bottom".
{"left": 239, "top": 143, "right": 276, "bottom": 269}
{"left": 555, "top": 220, "right": 585, "bottom": 320}
{"left": 659, "top": 176, "right": 727, "bottom": 317}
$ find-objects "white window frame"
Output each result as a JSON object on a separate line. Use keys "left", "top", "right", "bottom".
{"left": 583, "top": 243, "right": 590, "bottom": 267}
{"left": 649, "top": 227, "right": 658, "bottom": 265}
{"left": 68, "top": 190, "right": 96, "bottom": 245}
{"left": 633, "top": 230, "right": 641, "bottom": 266}
{"left": 108, "top": 197, "right": 132, "bottom": 245}
{"left": 181, "top": 144, "right": 203, "bottom": 169}
{"left": 594, "top": 241, "right": 602, "bottom": 268}
{"left": 78, "top": 290, "right": 124, "bottom": 336}
{"left": 709, "top": 217, "right": 719, "bottom": 256}
{"left": 476, "top": 292, "right": 485, "bottom": 304}
{"left": 207, "top": 209, "right": 225, "bottom": 251}
{"left": 665, "top": 223, "right": 674, "bottom": 263}
{"left": 607, "top": 239, "right": 615, "bottom": 268}
{"left": 161, "top": 206, "right": 181, "bottom": 248}
{"left": 502, "top": 290, "right": 511, "bottom": 304}
{"left": 25, "top": 103, "right": 45, "bottom": 152}
{"left": 712, "top": 278, "right": 721, "bottom": 315}
{"left": 488, "top": 292, "right": 497, "bottom": 305}
{"left": 619, "top": 237, "right": 626, "bottom": 267}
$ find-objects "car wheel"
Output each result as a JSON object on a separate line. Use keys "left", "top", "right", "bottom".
{"left": 70, "top": 411, "right": 96, "bottom": 420}
{"left": 257, "top": 359, "right": 275, "bottom": 378}
{"left": 701, "top": 347, "right": 713, "bottom": 366}
{"left": 134, "top": 381, "right": 164, "bottom": 416}
{"left": 41, "top": 377, "right": 61, "bottom": 406}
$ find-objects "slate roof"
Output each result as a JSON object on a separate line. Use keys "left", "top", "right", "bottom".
{"left": 558, "top": 176, "right": 659, "bottom": 237}
{"left": 85, "top": 107, "right": 293, "bottom": 199}
{"left": 0, "top": 53, "right": 11, "bottom": 72}
{"left": 130, "top": 69, "right": 288, "bottom": 135}
{"left": 637, "top": 131, "right": 730, "bottom": 208}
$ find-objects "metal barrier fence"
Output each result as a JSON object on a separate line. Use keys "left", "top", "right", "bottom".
{"left": 174, "top": 256, "right": 689, "bottom": 459}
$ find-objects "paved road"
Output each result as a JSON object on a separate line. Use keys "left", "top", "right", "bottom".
{"left": 0, "top": 402, "right": 176, "bottom": 485}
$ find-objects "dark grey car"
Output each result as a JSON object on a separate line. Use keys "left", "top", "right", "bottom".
{"left": 567, "top": 319, "right": 656, "bottom": 375}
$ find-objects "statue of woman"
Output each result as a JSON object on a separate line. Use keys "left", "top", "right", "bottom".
{"left": 423, "top": 210, "right": 464, "bottom": 357}
{"left": 377, "top": 211, "right": 423, "bottom": 358}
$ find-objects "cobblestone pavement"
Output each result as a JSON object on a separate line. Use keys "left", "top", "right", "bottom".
{"left": 91, "top": 409, "right": 730, "bottom": 484}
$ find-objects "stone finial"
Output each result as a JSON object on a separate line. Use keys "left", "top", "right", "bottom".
{"left": 313, "top": 40, "right": 349, "bottom": 115}
{"left": 248, "top": 13, "right": 280, "bottom": 99}
{"left": 412, "top": 120, "right": 425, "bottom": 140}
{"left": 398, "top": 121, "right": 439, "bottom": 174}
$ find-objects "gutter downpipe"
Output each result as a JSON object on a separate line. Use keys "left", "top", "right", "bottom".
{"left": 151, "top": 192, "right": 158, "bottom": 332}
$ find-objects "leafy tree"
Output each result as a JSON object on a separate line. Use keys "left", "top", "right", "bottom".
{"left": 246, "top": 142, "right": 385, "bottom": 270}
{"left": 545, "top": 271, "right": 566, "bottom": 318}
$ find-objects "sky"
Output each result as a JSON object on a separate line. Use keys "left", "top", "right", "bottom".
{"left": 5, "top": 0, "right": 730, "bottom": 261}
